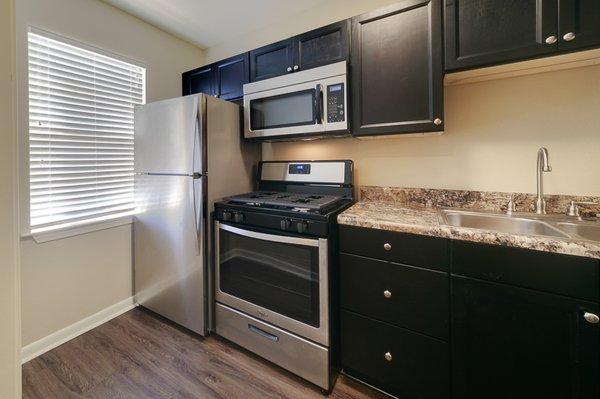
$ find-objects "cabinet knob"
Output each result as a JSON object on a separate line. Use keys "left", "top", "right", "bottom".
{"left": 286, "top": 66, "right": 292, "bottom": 72}
{"left": 383, "top": 290, "right": 392, "bottom": 299}
{"left": 434, "top": 118, "right": 443, "bottom": 126}
{"left": 293, "top": 65, "right": 299, "bottom": 71}
{"left": 563, "top": 32, "right": 576, "bottom": 42}
{"left": 584, "top": 312, "right": 599, "bottom": 324}
{"left": 384, "top": 352, "right": 393, "bottom": 362}
{"left": 545, "top": 35, "right": 557, "bottom": 45}
{"left": 383, "top": 243, "right": 392, "bottom": 251}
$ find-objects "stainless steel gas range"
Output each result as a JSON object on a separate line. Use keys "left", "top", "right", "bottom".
{"left": 213, "top": 160, "right": 354, "bottom": 391}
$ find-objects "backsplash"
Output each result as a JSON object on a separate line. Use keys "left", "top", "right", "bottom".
{"left": 360, "top": 186, "right": 600, "bottom": 217}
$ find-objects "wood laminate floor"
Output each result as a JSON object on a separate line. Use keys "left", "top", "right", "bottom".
{"left": 22, "top": 307, "right": 387, "bottom": 399}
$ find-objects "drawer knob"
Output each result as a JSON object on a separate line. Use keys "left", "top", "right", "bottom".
{"left": 383, "top": 243, "right": 392, "bottom": 251}
{"left": 545, "top": 35, "right": 557, "bottom": 45}
{"left": 563, "top": 32, "right": 576, "bottom": 42}
{"left": 584, "top": 312, "right": 599, "bottom": 324}
{"left": 384, "top": 352, "right": 393, "bottom": 362}
{"left": 383, "top": 290, "right": 392, "bottom": 299}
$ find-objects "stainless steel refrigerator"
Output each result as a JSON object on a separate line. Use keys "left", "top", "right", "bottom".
{"left": 133, "top": 94, "right": 260, "bottom": 335}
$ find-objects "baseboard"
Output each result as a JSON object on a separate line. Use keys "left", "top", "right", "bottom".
{"left": 21, "top": 297, "right": 137, "bottom": 364}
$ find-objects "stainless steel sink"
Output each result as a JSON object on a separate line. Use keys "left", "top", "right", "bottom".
{"left": 556, "top": 222, "right": 600, "bottom": 242}
{"left": 440, "top": 209, "right": 570, "bottom": 239}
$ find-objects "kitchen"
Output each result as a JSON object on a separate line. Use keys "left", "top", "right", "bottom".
{"left": 1, "top": 0, "right": 599, "bottom": 398}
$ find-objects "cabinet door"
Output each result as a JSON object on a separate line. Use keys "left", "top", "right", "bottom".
{"left": 249, "top": 38, "right": 295, "bottom": 82}
{"left": 182, "top": 65, "right": 216, "bottom": 96}
{"left": 215, "top": 53, "right": 249, "bottom": 101}
{"left": 452, "top": 276, "right": 599, "bottom": 399}
{"left": 351, "top": 0, "right": 444, "bottom": 137}
{"left": 558, "top": 0, "right": 600, "bottom": 52}
{"left": 445, "top": 0, "right": 559, "bottom": 71}
{"left": 295, "top": 20, "right": 349, "bottom": 71}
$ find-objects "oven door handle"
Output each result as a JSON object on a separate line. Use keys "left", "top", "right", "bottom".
{"left": 314, "top": 84, "right": 324, "bottom": 125}
{"left": 219, "top": 223, "right": 319, "bottom": 247}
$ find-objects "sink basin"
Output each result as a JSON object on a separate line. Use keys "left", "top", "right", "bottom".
{"left": 440, "top": 210, "right": 570, "bottom": 239}
{"left": 556, "top": 222, "right": 600, "bottom": 242}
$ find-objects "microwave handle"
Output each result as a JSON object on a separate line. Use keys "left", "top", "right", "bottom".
{"left": 315, "top": 84, "right": 324, "bottom": 124}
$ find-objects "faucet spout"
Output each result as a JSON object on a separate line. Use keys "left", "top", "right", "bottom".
{"left": 535, "top": 147, "right": 551, "bottom": 214}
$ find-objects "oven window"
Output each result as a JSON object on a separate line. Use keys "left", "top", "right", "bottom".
{"left": 219, "top": 228, "right": 320, "bottom": 327}
{"left": 250, "top": 89, "right": 316, "bottom": 130}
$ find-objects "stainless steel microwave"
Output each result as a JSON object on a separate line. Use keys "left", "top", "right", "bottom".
{"left": 243, "top": 61, "right": 348, "bottom": 140}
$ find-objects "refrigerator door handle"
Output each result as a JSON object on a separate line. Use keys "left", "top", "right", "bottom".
{"left": 192, "top": 176, "right": 203, "bottom": 256}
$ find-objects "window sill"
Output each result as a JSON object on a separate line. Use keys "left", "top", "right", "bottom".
{"left": 23, "top": 216, "right": 134, "bottom": 243}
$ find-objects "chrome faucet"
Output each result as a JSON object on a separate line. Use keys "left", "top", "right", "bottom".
{"left": 534, "top": 147, "right": 552, "bottom": 214}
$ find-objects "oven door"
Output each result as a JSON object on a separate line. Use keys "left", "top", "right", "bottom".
{"left": 215, "top": 222, "right": 329, "bottom": 346}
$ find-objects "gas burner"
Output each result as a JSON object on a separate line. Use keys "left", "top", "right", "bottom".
{"left": 294, "top": 198, "right": 312, "bottom": 204}
{"left": 226, "top": 191, "right": 345, "bottom": 213}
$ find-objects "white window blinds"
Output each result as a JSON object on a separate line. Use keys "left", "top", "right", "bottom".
{"left": 28, "top": 31, "right": 145, "bottom": 232}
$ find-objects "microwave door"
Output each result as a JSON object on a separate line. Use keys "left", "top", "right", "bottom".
{"left": 244, "top": 82, "right": 325, "bottom": 138}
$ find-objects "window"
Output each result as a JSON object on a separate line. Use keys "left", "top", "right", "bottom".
{"left": 27, "top": 31, "right": 145, "bottom": 234}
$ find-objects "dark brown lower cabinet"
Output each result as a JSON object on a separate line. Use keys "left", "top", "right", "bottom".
{"left": 452, "top": 275, "right": 600, "bottom": 399}
{"left": 341, "top": 310, "right": 449, "bottom": 399}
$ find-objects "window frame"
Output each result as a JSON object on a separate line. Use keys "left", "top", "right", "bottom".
{"left": 24, "top": 27, "right": 146, "bottom": 242}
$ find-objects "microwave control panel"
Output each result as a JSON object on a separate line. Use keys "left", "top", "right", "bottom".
{"left": 326, "top": 83, "right": 345, "bottom": 123}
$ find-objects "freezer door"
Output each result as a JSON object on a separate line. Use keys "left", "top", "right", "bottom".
{"left": 134, "top": 173, "right": 206, "bottom": 335}
{"left": 134, "top": 95, "right": 203, "bottom": 175}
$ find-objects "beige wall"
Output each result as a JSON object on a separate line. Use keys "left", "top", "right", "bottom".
{"left": 206, "top": 0, "right": 600, "bottom": 197}
{"left": 1, "top": 0, "right": 21, "bottom": 397}
{"left": 265, "top": 64, "right": 600, "bottom": 196}
{"left": 17, "top": 0, "right": 204, "bottom": 347}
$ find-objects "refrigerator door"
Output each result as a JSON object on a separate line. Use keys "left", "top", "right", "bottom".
{"left": 134, "top": 95, "right": 203, "bottom": 175}
{"left": 134, "top": 172, "right": 206, "bottom": 335}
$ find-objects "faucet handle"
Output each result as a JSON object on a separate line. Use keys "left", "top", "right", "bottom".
{"left": 506, "top": 195, "right": 516, "bottom": 215}
{"left": 567, "top": 201, "right": 598, "bottom": 217}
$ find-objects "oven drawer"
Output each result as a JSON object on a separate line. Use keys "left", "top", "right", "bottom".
{"left": 340, "top": 253, "right": 449, "bottom": 339}
{"left": 215, "top": 303, "right": 330, "bottom": 390}
{"left": 339, "top": 225, "right": 449, "bottom": 271}
{"left": 341, "top": 310, "right": 449, "bottom": 399}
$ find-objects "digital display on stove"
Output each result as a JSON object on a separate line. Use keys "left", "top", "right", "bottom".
{"left": 288, "top": 164, "right": 311, "bottom": 174}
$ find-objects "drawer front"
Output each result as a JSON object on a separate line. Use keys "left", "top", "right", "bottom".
{"left": 339, "top": 225, "right": 449, "bottom": 271}
{"left": 216, "top": 303, "right": 330, "bottom": 389}
{"left": 452, "top": 240, "right": 600, "bottom": 302}
{"left": 341, "top": 310, "right": 449, "bottom": 399}
{"left": 340, "top": 253, "right": 449, "bottom": 339}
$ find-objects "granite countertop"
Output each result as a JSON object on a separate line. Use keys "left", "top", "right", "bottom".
{"left": 338, "top": 200, "right": 600, "bottom": 260}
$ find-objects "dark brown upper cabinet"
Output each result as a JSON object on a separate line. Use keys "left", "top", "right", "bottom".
{"left": 249, "top": 21, "right": 350, "bottom": 82}
{"left": 214, "top": 53, "right": 249, "bottom": 100}
{"left": 182, "top": 53, "right": 249, "bottom": 101}
{"left": 351, "top": 0, "right": 444, "bottom": 137}
{"left": 182, "top": 64, "right": 216, "bottom": 97}
{"left": 249, "top": 38, "right": 295, "bottom": 82}
{"left": 445, "top": 0, "right": 600, "bottom": 71}
{"left": 558, "top": 0, "right": 600, "bottom": 52}
{"left": 295, "top": 20, "right": 350, "bottom": 71}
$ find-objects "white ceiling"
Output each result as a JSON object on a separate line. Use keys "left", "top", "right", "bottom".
{"left": 103, "top": 0, "right": 332, "bottom": 50}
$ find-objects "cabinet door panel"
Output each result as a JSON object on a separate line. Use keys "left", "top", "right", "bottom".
{"left": 452, "top": 276, "right": 599, "bottom": 399}
{"left": 351, "top": 0, "right": 444, "bottom": 136}
{"left": 249, "top": 39, "right": 295, "bottom": 82}
{"left": 558, "top": 0, "right": 600, "bottom": 51}
{"left": 182, "top": 65, "right": 215, "bottom": 96}
{"left": 296, "top": 20, "right": 349, "bottom": 71}
{"left": 445, "top": 0, "right": 558, "bottom": 71}
{"left": 215, "top": 53, "right": 249, "bottom": 101}
{"left": 341, "top": 310, "right": 449, "bottom": 399}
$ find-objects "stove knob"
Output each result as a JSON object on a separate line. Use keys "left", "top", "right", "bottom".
{"left": 280, "top": 219, "right": 291, "bottom": 230}
{"left": 222, "top": 211, "right": 232, "bottom": 222}
{"left": 296, "top": 220, "right": 308, "bottom": 233}
{"left": 233, "top": 212, "right": 244, "bottom": 223}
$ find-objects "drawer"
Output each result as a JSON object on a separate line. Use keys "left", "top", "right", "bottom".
{"left": 339, "top": 225, "right": 449, "bottom": 271}
{"left": 340, "top": 253, "right": 448, "bottom": 339}
{"left": 452, "top": 240, "right": 600, "bottom": 302}
{"left": 341, "top": 310, "right": 449, "bottom": 399}
{"left": 215, "top": 303, "right": 330, "bottom": 390}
